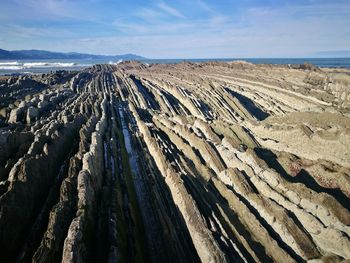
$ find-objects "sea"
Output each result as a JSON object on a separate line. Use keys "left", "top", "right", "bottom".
{"left": 0, "top": 58, "right": 349, "bottom": 75}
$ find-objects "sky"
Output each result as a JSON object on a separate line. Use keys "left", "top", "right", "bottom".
{"left": 0, "top": 0, "right": 349, "bottom": 58}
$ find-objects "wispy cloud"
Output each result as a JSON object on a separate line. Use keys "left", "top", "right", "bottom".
{"left": 11, "top": 0, "right": 77, "bottom": 19}
{"left": 6, "top": 0, "right": 110, "bottom": 23}
{"left": 157, "top": 2, "right": 185, "bottom": 18}
{"left": 107, "top": 1, "right": 350, "bottom": 57}
{"left": 0, "top": 24, "right": 73, "bottom": 38}
{"left": 196, "top": 0, "right": 213, "bottom": 13}
{"left": 113, "top": 19, "right": 194, "bottom": 35}
{"left": 136, "top": 8, "right": 164, "bottom": 21}
{"left": 1, "top": 0, "right": 349, "bottom": 58}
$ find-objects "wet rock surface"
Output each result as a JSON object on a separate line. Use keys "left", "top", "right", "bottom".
{"left": 0, "top": 62, "right": 349, "bottom": 262}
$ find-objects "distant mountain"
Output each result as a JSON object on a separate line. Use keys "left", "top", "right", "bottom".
{"left": 313, "top": 50, "right": 350, "bottom": 58}
{"left": 0, "top": 49, "right": 147, "bottom": 60}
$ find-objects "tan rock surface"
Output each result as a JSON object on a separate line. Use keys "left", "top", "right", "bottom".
{"left": 0, "top": 62, "right": 349, "bottom": 262}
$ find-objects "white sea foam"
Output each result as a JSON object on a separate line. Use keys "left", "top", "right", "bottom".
{"left": 108, "top": 59, "right": 123, "bottom": 65}
{"left": 22, "top": 62, "right": 77, "bottom": 68}
{"left": 0, "top": 61, "right": 21, "bottom": 66}
{"left": 0, "top": 61, "right": 80, "bottom": 70}
{"left": 0, "top": 66, "right": 23, "bottom": 70}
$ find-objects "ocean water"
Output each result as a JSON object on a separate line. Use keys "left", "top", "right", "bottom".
{"left": 145, "top": 58, "right": 350, "bottom": 68}
{"left": 0, "top": 59, "right": 107, "bottom": 75}
{"left": 0, "top": 58, "right": 349, "bottom": 75}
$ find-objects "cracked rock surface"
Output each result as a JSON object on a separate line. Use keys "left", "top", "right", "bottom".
{"left": 0, "top": 61, "right": 349, "bottom": 263}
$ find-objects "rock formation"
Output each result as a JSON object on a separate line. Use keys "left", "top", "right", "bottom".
{"left": 0, "top": 61, "right": 349, "bottom": 262}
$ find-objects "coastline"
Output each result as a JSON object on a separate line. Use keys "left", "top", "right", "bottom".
{"left": 1, "top": 58, "right": 350, "bottom": 76}
{"left": 0, "top": 61, "right": 349, "bottom": 261}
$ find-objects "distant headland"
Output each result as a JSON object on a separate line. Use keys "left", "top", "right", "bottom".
{"left": 0, "top": 48, "right": 147, "bottom": 60}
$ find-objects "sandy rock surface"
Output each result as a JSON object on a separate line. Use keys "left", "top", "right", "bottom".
{"left": 0, "top": 61, "right": 349, "bottom": 262}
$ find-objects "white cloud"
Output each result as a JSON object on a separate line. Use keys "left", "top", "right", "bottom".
{"left": 196, "top": 0, "right": 213, "bottom": 13}
{"left": 113, "top": 19, "right": 198, "bottom": 35}
{"left": 1, "top": 0, "right": 349, "bottom": 58}
{"left": 157, "top": 2, "right": 185, "bottom": 18}
{"left": 0, "top": 24, "right": 73, "bottom": 38}
{"left": 136, "top": 8, "right": 164, "bottom": 21}
{"left": 6, "top": 0, "right": 105, "bottom": 22}
{"left": 97, "top": 1, "right": 350, "bottom": 58}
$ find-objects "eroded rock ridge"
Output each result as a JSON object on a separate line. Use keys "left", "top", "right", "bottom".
{"left": 0, "top": 61, "right": 349, "bottom": 263}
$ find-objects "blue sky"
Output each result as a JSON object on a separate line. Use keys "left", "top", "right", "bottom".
{"left": 0, "top": 0, "right": 349, "bottom": 58}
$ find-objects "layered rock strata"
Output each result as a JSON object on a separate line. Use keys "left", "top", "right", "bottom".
{"left": 0, "top": 61, "right": 349, "bottom": 262}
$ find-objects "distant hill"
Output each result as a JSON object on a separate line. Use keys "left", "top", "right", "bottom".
{"left": 0, "top": 49, "right": 147, "bottom": 60}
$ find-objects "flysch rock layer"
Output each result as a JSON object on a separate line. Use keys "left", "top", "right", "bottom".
{"left": 0, "top": 61, "right": 349, "bottom": 263}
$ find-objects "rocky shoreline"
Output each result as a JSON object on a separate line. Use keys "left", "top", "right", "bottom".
{"left": 0, "top": 61, "right": 349, "bottom": 262}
